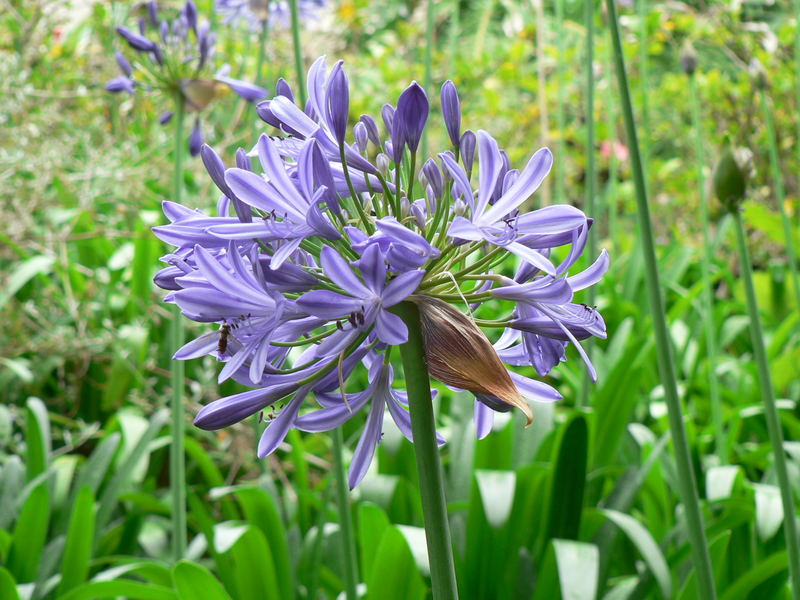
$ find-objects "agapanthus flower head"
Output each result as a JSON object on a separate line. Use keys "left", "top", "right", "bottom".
{"left": 216, "top": 0, "right": 326, "bottom": 31}
{"left": 154, "top": 57, "right": 609, "bottom": 485}
{"left": 107, "top": 1, "right": 268, "bottom": 155}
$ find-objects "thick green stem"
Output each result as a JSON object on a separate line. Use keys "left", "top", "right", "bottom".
{"left": 605, "top": 2, "right": 717, "bottom": 597}
{"left": 393, "top": 302, "right": 459, "bottom": 600}
{"left": 331, "top": 428, "right": 359, "bottom": 600}
{"left": 761, "top": 88, "right": 800, "bottom": 310}
{"left": 170, "top": 98, "right": 187, "bottom": 562}
{"left": 449, "top": 0, "right": 460, "bottom": 72}
{"left": 605, "top": 44, "right": 618, "bottom": 243}
{"left": 579, "top": 0, "right": 596, "bottom": 410}
{"left": 733, "top": 210, "right": 800, "bottom": 599}
{"left": 688, "top": 75, "right": 726, "bottom": 463}
{"left": 422, "top": 0, "right": 435, "bottom": 159}
{"left": 638, "top": 0, "right": 650, "bottom": 166}
{"left": 255, "top": 18, "right": 270, "bottom": 88}
{"left": 555, "top": 0, "right": 566, "bottom": 205}
{"left": 289, "top": 0, "right": 306, "bottom": 106}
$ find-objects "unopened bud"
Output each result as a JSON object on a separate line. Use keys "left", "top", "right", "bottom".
{"left": 713, "top": 146, "right": 754, "bottom": 212}
{"left": 680, "top": 42, "right": 697, "bottom": 75}
{"left": 749, "top": 59, "right": 768, "bottom": 90}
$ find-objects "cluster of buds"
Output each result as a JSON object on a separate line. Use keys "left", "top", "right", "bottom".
{"left": 107, "top": 1, "right": 268, "bottom": 155}
{"left": 154, "top": 57, "right": 608, "bottom": 487}
{"left": 216, "top": 0, "right": 325, "bottom": 31}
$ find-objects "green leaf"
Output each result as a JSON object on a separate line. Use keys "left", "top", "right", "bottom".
{"left": 720, "top": 552, "right": 788, "bottom": 600}
{"left": 600, "top": 509, "right": 672, "bottom": 598}
{"left": 0, "top": 255, "right": 54, "bottom": 310}
{"left": 57, "top": 486, "right": 96, "bottom": 596}
{"left": 95, "top": 410, "right": 167, "bottom": 539}
{"left": 358, "top": 502, "right": 391, "bottom": 578}
{"left": 542, "top": 415, "right": 588, "bottom": 550}
{"left": 0, "top": 567, "right": 20, "bottom": 600}
{"left": 7, "top": 482, "right": 50, "bottom": 583}
{"left": 0, "top": 457, "right": 24, "bottom": 530}
{"left": 533, "top": 539, "right": 599, "bottom": 600}
{"left": 59, "top": 580, "right": 178, "bottom": 600}
{"left": 173, "top": 560, "right": 232, "bottom": 600}
{"left": 366, "top": 526, "right": 426, "bottom": 600}
{"left": 212, "top": 524, "right": 281, "bottom": 600}
{"left": 25, "top": 397, "right": 50, "bottom": 482}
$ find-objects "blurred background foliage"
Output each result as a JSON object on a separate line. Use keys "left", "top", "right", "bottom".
{"left": 1, "top": 0, "right": 799, "bottom": 598}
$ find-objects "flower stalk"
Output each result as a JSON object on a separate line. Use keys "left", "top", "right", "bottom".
{"left": 688, "top": 72, "right": 726, "bottom": 463}
{"left": 170, "top": 96, "right": 187, "bottom": 562}
{"left": 580, "top": 0, "right": 596, "bottom": 409}
{"left": 760, "top": 87, "right": 800, "bottom": 310}
{"left": 605, "top": 1, "right": 717, "bottom": 596}
{"left": 733, "top": 209, "right": 800, "bottom": 599}
{"left": 289, "top": 0, "right": 307, "bottom": 105}
{"left": 393, "top": 301, "right": 459, "bottom": 600}
{"left": 331, "top": 427, "right": 359, "bottom": 600}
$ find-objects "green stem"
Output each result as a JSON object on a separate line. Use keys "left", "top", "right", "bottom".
{"left": 605, "top": 42, "right": 618, "bottom": 243}
{"left": 449, "top": 0, "right": 460, "bottom": 71}
{"left": 733, "top": 209, "right": 800, "bottom": 599}
{"left": 579, "top": 0, "right": 596, "bottom": 410}
{"left": 761, "top": 88, "right": 800, "bottom": 310}
{"left": 170, "top": 98, "right": 187, "bottom": 562}
{"left": 289, "top": 0, "right": 306, "bottom": 106}
{"left": 555, "top": 0, "right": 566, "bottom": 204}
{"left": 689, "top": 75, "right": 726, "bottom": 463}
{"left": 423, "top": 0, "right": 434, "bottom": 159}
{"left": 638, "top": 0, "right": 650, "bottom": 166}
{"left": 331, "top": 428, "right": 359, "bottom": 600}
{"left": 605, "top": 2, "right": 717, "bottom": 597}
{"left": 255, "top": 18, "right": 270, "bottom": 88}
{"left": 393, "top": 302, "right": 459, "bottom": 600}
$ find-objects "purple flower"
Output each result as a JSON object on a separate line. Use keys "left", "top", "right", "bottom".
{"left": 297, "top": 245, "right": 424, "bottom": 345}
{"left": 153, "top": 55, "right": 609, "bottom": 482}
{"left": 106, "top": 76, "right": 136, "bottom": 95}
{"left": 188, "top": 119, "right": 203, "bottom": 156}
{"left": 116, "top": 26, "right": 156, "bottom": 52}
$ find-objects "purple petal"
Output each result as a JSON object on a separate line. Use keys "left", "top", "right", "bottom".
{"left": 476, "top": 130, "right": 503, "bottom": 216}
{"left": 568, "top": 249, "right": 609, "bottom": 291}
{"left": 325, "top": 60, "right": 349, "bottom": 145}
{"left": 460, "top": 130, "right": 476, "bottom": 177}
{"left": 217, "top": 76, "right": 268, "bottom": 102}
{"left": 257, "top": 388, "right": 307, "bottom": 457}
{"left": 348, "top": 393, "right": 385, "bottom": 488}
{"left": 296, "top": 290, "right": 363, "bottom": 318}
{"left": 320, "top": 246, "right": 372, "bottom": 297}
{"left": 441, "top": 80, "right": 461, "bottom": 148}
{"left": 481, "top": 148, "right": 553, "bottom": 225}
{"left": 396, "top": 82, "right": 429, "bottom": 153}
{"left": 375, "top": 309, "right": 408, "bottom": 344}
{"left": 188, "top": 119, "right": 203, "bottom": 157}
{"left": 474, "top": 401, "right": 494, "bottom": 440}
{"left": 381, "top": 270, "right": 425, "bottom": 306}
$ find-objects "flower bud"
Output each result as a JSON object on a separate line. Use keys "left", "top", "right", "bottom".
{"left": 326, "top": 60, "right": 349, "bottom": 145}
{"left": 360, "top": 114, "right": 381, "bottom": 146}
{"left": 680, "top": 42, "right": 697, "bottom": 76}
{"left": 713, "top": 146, "right": 753, "bottom": 212}
{"left": 460, "top": 130, "right": 476, "bottom": 178}
{"left": 411, "top": 296, "right": 533, "bottom": 425}
{"left": 396, "top": 82, "right": 429, "bottom": 153}
{"left": 441, "top": 80, "right": 461, "bottom": 148}
{"left": 748, "top": 58, "right": 768, "bottom": 90}
{"left": 189, "top": 119, "right": 203, "bottom": 156}
{"left": 276, "top": 77, "right": 294, "bottom": 102}
{"left": 376, "top": 153, "right": 391, "bottom": 175}
{"left": 354, "top": 121, "right": 368, "bottom": 153}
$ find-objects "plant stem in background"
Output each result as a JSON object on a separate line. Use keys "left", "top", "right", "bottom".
{"left": 534, "top": 0, "right": 550, "bottom": 205}
{"left": 604, "top": 1, "right": 717, "bottom": 597}
{"left": 394, "top": 302, "right": 459, "bottom": 600}
{"left": 555, "top": 0, "right": 567, "bottom": 205}
{"left": 449, "top": 0, "right": 460, "bottom": 72}
{"left": 170, "top": 97, "right": 187, "bottom": 562}
{"left": 733, "top": 209, "right": 800, "bottom": 600}
{"left": 255, "top": 18, "right": 271, "bottom": 89}
{"left": 423, "top": 0, "right": 435, "bottom": 159}
{"left": 761, "top": 88, "right": 800, "bottom": 310}
{"left": 605, "top": 45, "right": 618, "bottom": 243}
{"left": 689, "top": 74, "right": 726, "bottom": 463}
{"left": 331, "top": 427, "right": 359, "bottom": 600}
{"left": 289, "top": 0, "right": 307, "bottom": 106}
{"left": 638, "top": 0, "right": 650, "bottom": 167}
{"left": 579, "top": 0, "right": 596, "bottom": 409}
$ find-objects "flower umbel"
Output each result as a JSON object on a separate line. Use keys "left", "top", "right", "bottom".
{"left": 107, "top": 1, "right": 268, "bottom": 155}
{"left": 154, "top": 57, "right": 609, "bottom": 485}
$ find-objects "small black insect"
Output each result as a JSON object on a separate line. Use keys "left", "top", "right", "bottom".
{"left": 218, "top": 323, "right": 232, "bottom": 354}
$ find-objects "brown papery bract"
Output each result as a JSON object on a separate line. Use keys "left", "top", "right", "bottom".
{"left": 410, "top": 295, "right": 533, "bottom": 426}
